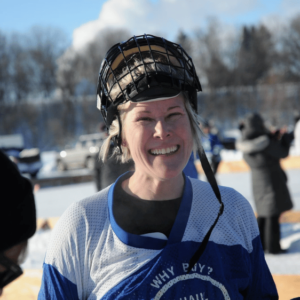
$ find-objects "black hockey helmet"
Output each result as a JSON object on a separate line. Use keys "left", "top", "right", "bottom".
{"left": 96, "top": 34, "right": 202, "bottom": 128}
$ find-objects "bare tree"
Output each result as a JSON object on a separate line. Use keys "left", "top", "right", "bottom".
{"left": 235, "top": 25, "right": 274, "bottom": 85}
{"left": 26, "top": 26, "right": 68, "bottom": 97}
{"left": 56, "top": 47, "right": 81, "bottom": 97}
{"left": 194, "top": 19, "right": 233, "bottom": 88}
{"left": 0, "top": 31, "right": 10, "bottom": 103}
{"left": 56, "top": 28, "right": 130, "bottom": 97}
{"left": 280, "top": 14, "right": 300, "bottom": 81}
{"left": 9, "top": 34, "right": 34, "bottom": 102}
{"left": 176, "top": 29, "right": 193, "bottom": 56}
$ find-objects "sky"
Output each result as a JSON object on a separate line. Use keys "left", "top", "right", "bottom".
{"left": 1, "top": 0, "right": 300, "bottom": 50}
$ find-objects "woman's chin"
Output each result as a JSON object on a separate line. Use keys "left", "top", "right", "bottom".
{"left": 150, "top": 165, "right": 183, "bottom": 181}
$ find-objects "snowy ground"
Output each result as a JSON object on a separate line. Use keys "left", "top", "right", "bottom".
{"left": 22, "top": 152, "right": 300, "bottom": 274}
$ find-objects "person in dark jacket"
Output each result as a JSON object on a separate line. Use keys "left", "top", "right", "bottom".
{"left": 236, "top": 113, "right": 293, "bottom": 254}
{"left": 94, "top": 142, "right": 135, "bottom": 191}
{"left": 94, "top": 123, "right": 135, "bottom": 191}
{"left": 0, "top": 150, "right": 36, "bottom": 295}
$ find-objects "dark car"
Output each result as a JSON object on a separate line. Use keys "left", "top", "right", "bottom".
{"left": 0, "top": 134, "right": 43, "bottom": 178}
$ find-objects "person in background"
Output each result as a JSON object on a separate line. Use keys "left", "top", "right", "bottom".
{"left": 94, "top": 123, "right": 135, "bottom": 191}
{"left": 0, "top": 150, "right": 36, "bottom": 296}
{"left": 236, "top": 113, "right": 293, "bottom": 254}
{"left": 200, "top": 120, "right": 223, "bottom": 175}
{"left": 294, "top": 113, "right": 300, "bottom": 155}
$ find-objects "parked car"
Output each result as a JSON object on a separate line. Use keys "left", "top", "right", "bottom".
{"left": 0, "top": 134, "right": 43, "bottom": 178}
{"left": 56, "top": 133, "right": 105, "bottom": 171}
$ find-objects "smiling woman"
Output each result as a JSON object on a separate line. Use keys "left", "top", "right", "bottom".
{"left": 119, "top": 94, "right": 194, "bottom": 200}
{"left": 39, "top": 34, "right": 278, "bottom": 299}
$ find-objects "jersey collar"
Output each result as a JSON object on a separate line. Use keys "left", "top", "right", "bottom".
{"left": 107, "top": 172, "right": 193, "bottom": 250}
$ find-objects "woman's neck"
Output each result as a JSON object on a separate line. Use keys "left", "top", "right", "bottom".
{"left": 122, "top": 171, "right": 184, "bottom": 200}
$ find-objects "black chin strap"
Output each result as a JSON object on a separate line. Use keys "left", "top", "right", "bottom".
{"left": 187, "top": 142, "right": 224, "bottom": 273}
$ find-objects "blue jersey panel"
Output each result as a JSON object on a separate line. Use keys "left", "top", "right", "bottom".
{"left": 38, "top": 263, "right": 79, "bottom": 300}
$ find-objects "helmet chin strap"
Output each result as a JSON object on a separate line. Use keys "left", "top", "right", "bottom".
{"left": 187, "top": 142, "right": 224, "bottom": 273}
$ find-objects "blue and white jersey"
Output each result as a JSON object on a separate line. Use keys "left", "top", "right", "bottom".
{"left": 39, "top": 175, "right": 277, "bottom": 299}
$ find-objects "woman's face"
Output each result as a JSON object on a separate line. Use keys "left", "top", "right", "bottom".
{"left": 123, "top": 94, "right": 193, "bottom": 181}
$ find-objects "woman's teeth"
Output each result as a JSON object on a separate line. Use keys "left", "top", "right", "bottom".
{"left": 150, "top": 146, "right": 178, "bottom": 155}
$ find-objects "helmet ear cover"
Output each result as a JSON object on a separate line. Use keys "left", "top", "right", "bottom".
{"left": 97, "top": 34, "right": 201, "bottom": 129}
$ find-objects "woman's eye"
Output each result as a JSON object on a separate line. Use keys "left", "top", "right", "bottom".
{"left": 167, "top": 113, "right": 181, "bottom": 120}
{"left": 138, "top": 117, "right": 152, "bottom": 122}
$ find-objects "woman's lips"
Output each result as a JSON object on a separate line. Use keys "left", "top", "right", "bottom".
{"left": 149, "top": 145, "right": 179, "bottom": 155}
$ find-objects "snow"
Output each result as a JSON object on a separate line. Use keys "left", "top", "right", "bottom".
{"left": 22, "top": 152, "right": 300, "bottom": 275}
{"left": 22, "top": 230, "right": 52, "bottom": 270}
{"left": 35, "top": 182, "right": 97, "bottom": 218}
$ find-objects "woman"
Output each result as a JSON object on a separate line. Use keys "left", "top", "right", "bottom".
{"left": 39, "top": 34, "right": 277, "bottom": 299}
{"left": 236, "top": 113, "right": 293, "bottom": 254}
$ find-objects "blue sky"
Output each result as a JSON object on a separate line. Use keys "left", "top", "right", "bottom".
{"left": 0, "top": 0, "right": 107, "bottom": 42}
{"left": 0, "top": 0, "right": 299, "bottom": 48}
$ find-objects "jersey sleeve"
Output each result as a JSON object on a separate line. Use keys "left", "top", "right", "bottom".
{"left": 38, "top": 264, "right": 79, "bottom": 300}
{"left": 230, "top": 189, "right": 278, "bottom": 299}
{"left": 245, "top": 239, "right": 278, "bottom": 299}
{"left": 38, "top": 201, "right": 88, "bottom": 300}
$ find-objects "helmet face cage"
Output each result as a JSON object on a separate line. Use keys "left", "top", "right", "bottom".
{"left": 97, "top": 34, "right": 202, "bottom": 128}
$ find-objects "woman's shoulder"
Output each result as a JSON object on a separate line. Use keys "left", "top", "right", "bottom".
{"left": 190, "top": 178, "right": 249, "bottom": 204}
{"left": 53, "top": 185, "right": 111, "bottom": 234}
{"left": 189, "top": 178, "right": 259, "bottom": 252}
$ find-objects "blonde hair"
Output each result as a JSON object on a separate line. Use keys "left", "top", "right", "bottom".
{"left": 100, "top": 91, "right": 202, "bottom": 163}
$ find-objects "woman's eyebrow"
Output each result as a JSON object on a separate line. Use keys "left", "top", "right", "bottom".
{"left": 135, "top": 105, "right": 182, "bottom": 114}
{"left": 136, "top": 110, "right": 151, "bottom": 114}
{"left": 167, "top": 105, "right": 181, "bottom": 111}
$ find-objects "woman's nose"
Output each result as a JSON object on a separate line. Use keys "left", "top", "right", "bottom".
{"left": 153, "top": 120, "right": 171, "bottom": 139}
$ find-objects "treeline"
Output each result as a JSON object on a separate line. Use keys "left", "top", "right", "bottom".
{"left": 1, "top": 83, "right": 299, "bottom": 151}
{"left": 1, "top": 15, "right": 300, "bottom": 102}
{"left": 0, "top": 16, "right": 300, "bottom": 149}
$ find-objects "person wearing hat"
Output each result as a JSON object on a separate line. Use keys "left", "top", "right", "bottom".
{"left": 295, "top": 113, "right": 300, "bottom": 155}
{"left": 236, "top": 113, "right": 293, "bottom": 254}
{"left": 0, "top": 150, "right": 36, "bottom": 296}
{"left": 94, "top": 122, "right": 135, "bottom": 191}
{"left": 39, "top": 34, "right": 277, "bottom": 299}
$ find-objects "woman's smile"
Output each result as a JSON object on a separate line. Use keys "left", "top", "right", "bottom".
{"left": 149, "top": 145, "right": 179, "bottom": 156}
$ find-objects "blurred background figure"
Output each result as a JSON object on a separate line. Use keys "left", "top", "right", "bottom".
{"left": 295, "top": 113, "right": 300, "bottom": 155}
{"left": 0, "top": 150, "right": 36, "bottom": 296}
{"left": 200, "top": 120, "right": 223, "bottom": 175}
{"left": 236, "top": 113, "right": 294, "bottom": 254}
{"left": 94, "top": 123, "right": 134, "bottom": 191}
